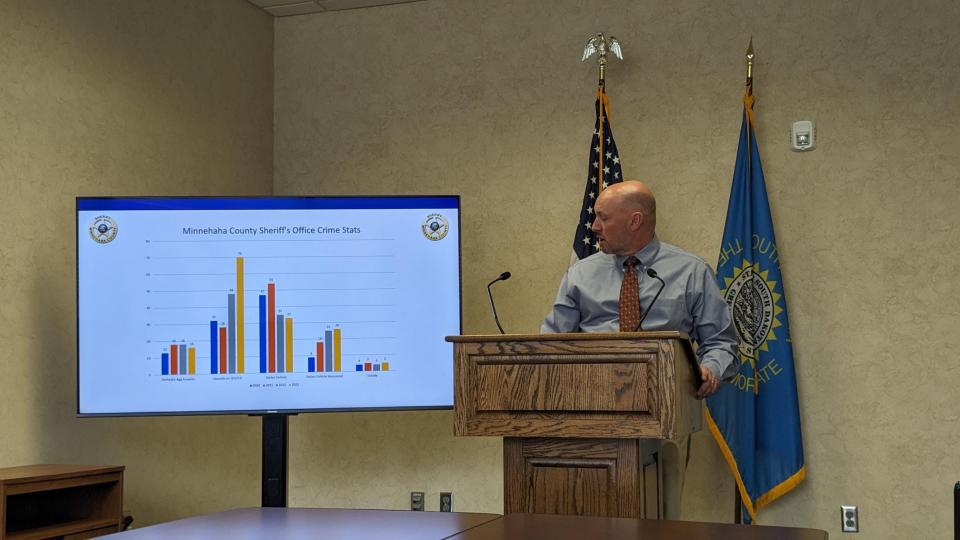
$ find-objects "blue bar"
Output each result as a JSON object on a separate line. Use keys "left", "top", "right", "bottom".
{"left": 355, "top": 364, "right": 363, "bottom": 372}
{"left": 78, "top": 196, "right": 460, "bottom": 211}
{"left": 308, "top": 357, "right": 315, "bottom": 372}
{"left": 324, "top": 330, "right": 333, "bottom": 372}
{"left": 373, "top": 364, "right": 381, "bottom": 372}
{"left": 179, "top": 344, "right": 187, "bottom": 375}
{"left": 227, "top": 294, "right": 236, "bottom": 374}
{"left": 259, "top": 295, "right": 267, "bottom": 373}
{"left": 162, "top": 353, "right": 169, "bottom": 375}
{"left": 210, "top": 321, "right": 218, "bottom": 374}
{"left": 276, "top": 314, "right": 285, "bottom": 373}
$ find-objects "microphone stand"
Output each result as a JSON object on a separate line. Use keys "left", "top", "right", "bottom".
{"left": 486, "top": 272, "right": 511, "bottom": 334}
{"left": 634, "top": 268, "right": 665, "bottom": 331}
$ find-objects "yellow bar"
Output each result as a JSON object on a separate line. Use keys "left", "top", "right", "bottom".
{"left": 381, "top": 362, "right": 389, "bottom": 372}
{"left": 334, "top": 328, "right": 342, "bottom": 372}
{"left": 236, "top": 257, "right": 244, "bottom": 373}
{"left": 188, "top": 347, "right": 196, "bottom": 375}
{"left": 285, "top": 317, "right": 294, "bottom": 372}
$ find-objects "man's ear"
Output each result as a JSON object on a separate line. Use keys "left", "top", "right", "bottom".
{"left": 630, "top": 211, "right": 644, "bottom": 230}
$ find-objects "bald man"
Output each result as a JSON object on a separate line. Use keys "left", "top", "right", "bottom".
{"left": 541, "top": 180, "right": 739, "bottom": 519}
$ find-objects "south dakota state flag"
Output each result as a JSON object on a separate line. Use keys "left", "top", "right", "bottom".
{"left": 705, "top": 85, "right": 805, "bottom": 523}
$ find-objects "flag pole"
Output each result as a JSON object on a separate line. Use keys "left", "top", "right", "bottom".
{"left": 743, "top": 36, "right": 757, "bottom": 162}
{"left": 595, "top": 35, "right": 608, "bottom": 190}
{"left": 744, "top": 37, "right": 759, "bottom": 398}
{"left": 598, "top": 57, "right": 606, "bottom": 189}
{"left": 734, "top": 37, "right": 754, "bottom": 526}
{"left": 582, "top": 33, "right": 623, "bottom": 193}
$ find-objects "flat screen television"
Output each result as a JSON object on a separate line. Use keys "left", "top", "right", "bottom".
{"left": 77, "top": 196, "right": 461, "bottom": 416}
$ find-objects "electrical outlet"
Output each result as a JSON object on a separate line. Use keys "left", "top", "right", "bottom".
{"left": 410, "top": 491, "right": 424, "bottom": 511}
{"left": 440, "top": 492, "right": 453, "bottom": 512}
{"left": 841, "top": 505, "right": 858, "bottom": 533}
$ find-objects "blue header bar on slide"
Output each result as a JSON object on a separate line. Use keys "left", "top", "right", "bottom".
{"left": 77, "top": 196, "right": 460, "bottom": 211}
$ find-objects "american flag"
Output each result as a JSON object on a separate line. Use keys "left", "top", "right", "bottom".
{"left": 572, "top": 89, "right": 623, "bottom": 260}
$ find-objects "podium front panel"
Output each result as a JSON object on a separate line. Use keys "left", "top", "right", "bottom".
{"left": 450, "top": 333, "right": 702, "bottom": 440}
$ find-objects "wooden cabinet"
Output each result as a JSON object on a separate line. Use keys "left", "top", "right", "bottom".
{"left": 0, "top": 465, "right": 124, "bottom": 540}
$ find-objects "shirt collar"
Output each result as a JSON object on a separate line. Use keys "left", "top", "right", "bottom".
{"left": 615, "top": 236, "right": 661, "bottom": 270}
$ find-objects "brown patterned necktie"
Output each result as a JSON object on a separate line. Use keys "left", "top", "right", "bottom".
{"left": 619, "top": 257, "right": 640, "bottom": 332}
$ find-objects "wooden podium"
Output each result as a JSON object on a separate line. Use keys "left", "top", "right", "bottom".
{"left": 446, "top": 332, "right": 702, "bottom": 519}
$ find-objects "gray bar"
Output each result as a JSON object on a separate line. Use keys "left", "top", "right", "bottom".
{"left": 373, "top": 364, "right": 381, "bottom": 372}
{"left": 228, "top": 294, "right": 236, "bottom": 374}
{"left": 276, "top": 315, "right": 285, "bottom": 373}
{"left": 179, "top": 344, "right": 187, "bottom": 375}
{"left": 324, "top": 330, "right": 333, "bottom": 372}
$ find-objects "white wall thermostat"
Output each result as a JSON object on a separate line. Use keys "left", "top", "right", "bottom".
{"left": 791, "top": 120, "right": 816, "bottom": 151}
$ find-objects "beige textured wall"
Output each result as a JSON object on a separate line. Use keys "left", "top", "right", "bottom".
{"left": 0, "top": 0, "right": 273, "bottom": 526}
{"left": 276, "top": 0, "right": 960, "bottom": 537}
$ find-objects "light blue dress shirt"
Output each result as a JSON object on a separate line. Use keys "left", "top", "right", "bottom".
{"left": 541, "top": 237, "right": 740, "bottom": 380}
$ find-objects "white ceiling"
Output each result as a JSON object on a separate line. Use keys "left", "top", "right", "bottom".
{"left": 248, "top": 0, "right": 425, "bottom": 17}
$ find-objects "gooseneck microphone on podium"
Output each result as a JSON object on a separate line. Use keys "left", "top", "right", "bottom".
{"left": 636, "top": 267, "right": 704, "bottom": 389}
{"left": 635, "top": 268, "right": 666, "bottom": 331}
{"left": 487, "top": 271, "right": 511, "bottom": 334}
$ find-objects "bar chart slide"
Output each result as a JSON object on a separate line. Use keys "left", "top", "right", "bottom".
{"left": 153, "top": 256, "right": 357, "bottom": 377}
{"left": 77, "top": 198, "right": 460, "bottom": 415}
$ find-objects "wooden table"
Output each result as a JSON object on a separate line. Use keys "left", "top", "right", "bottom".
{"left": 103, "top": 507, "right": 828, "bottom": 539}
{"left": 448, "top": 512, "right": 829, "bottom": 540}
{"left": 103, "top": 508, "right": 499, "bottom": 539}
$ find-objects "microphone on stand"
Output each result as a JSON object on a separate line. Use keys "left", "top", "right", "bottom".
{"left": 487, "top": 271, "right": 511, "bottom": 334}
{"left": 634, "top": 268, "right": 665, "bottom": 332}
{"left": 635, "top": 268, "right": 704, "bottom": 390}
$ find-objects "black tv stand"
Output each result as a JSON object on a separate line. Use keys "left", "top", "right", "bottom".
{"left": 258, "top": 413, "right": 296, "bottom": 507}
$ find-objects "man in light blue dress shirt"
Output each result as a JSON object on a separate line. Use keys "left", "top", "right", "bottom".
{"left": 541, "top": 180, "right": 739, "bottom": 519}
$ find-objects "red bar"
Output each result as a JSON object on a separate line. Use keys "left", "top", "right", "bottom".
{"left": 219, "top": 326, "right": 228, "bottom": 374}
{"left": 170, "top": 345, "right": 178, "bottom": 375}
{"left": 364, "top": 362, "right": 372, "bottom": 371}
{"left": 268, "top": 283, "right": 276, "bottom": 373}
{"left": 316, "top": 342, "right": 324, "bottom": 372}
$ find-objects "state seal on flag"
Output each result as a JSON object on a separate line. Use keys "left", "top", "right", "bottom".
{"left": 721, "top": 259, "right": 784, "bottom": 369}
{"left": 88, "top": 215, "right": 118, "bottom": 244}
{"left": 421, "top": 213, "right": 449, "bottom": 241}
